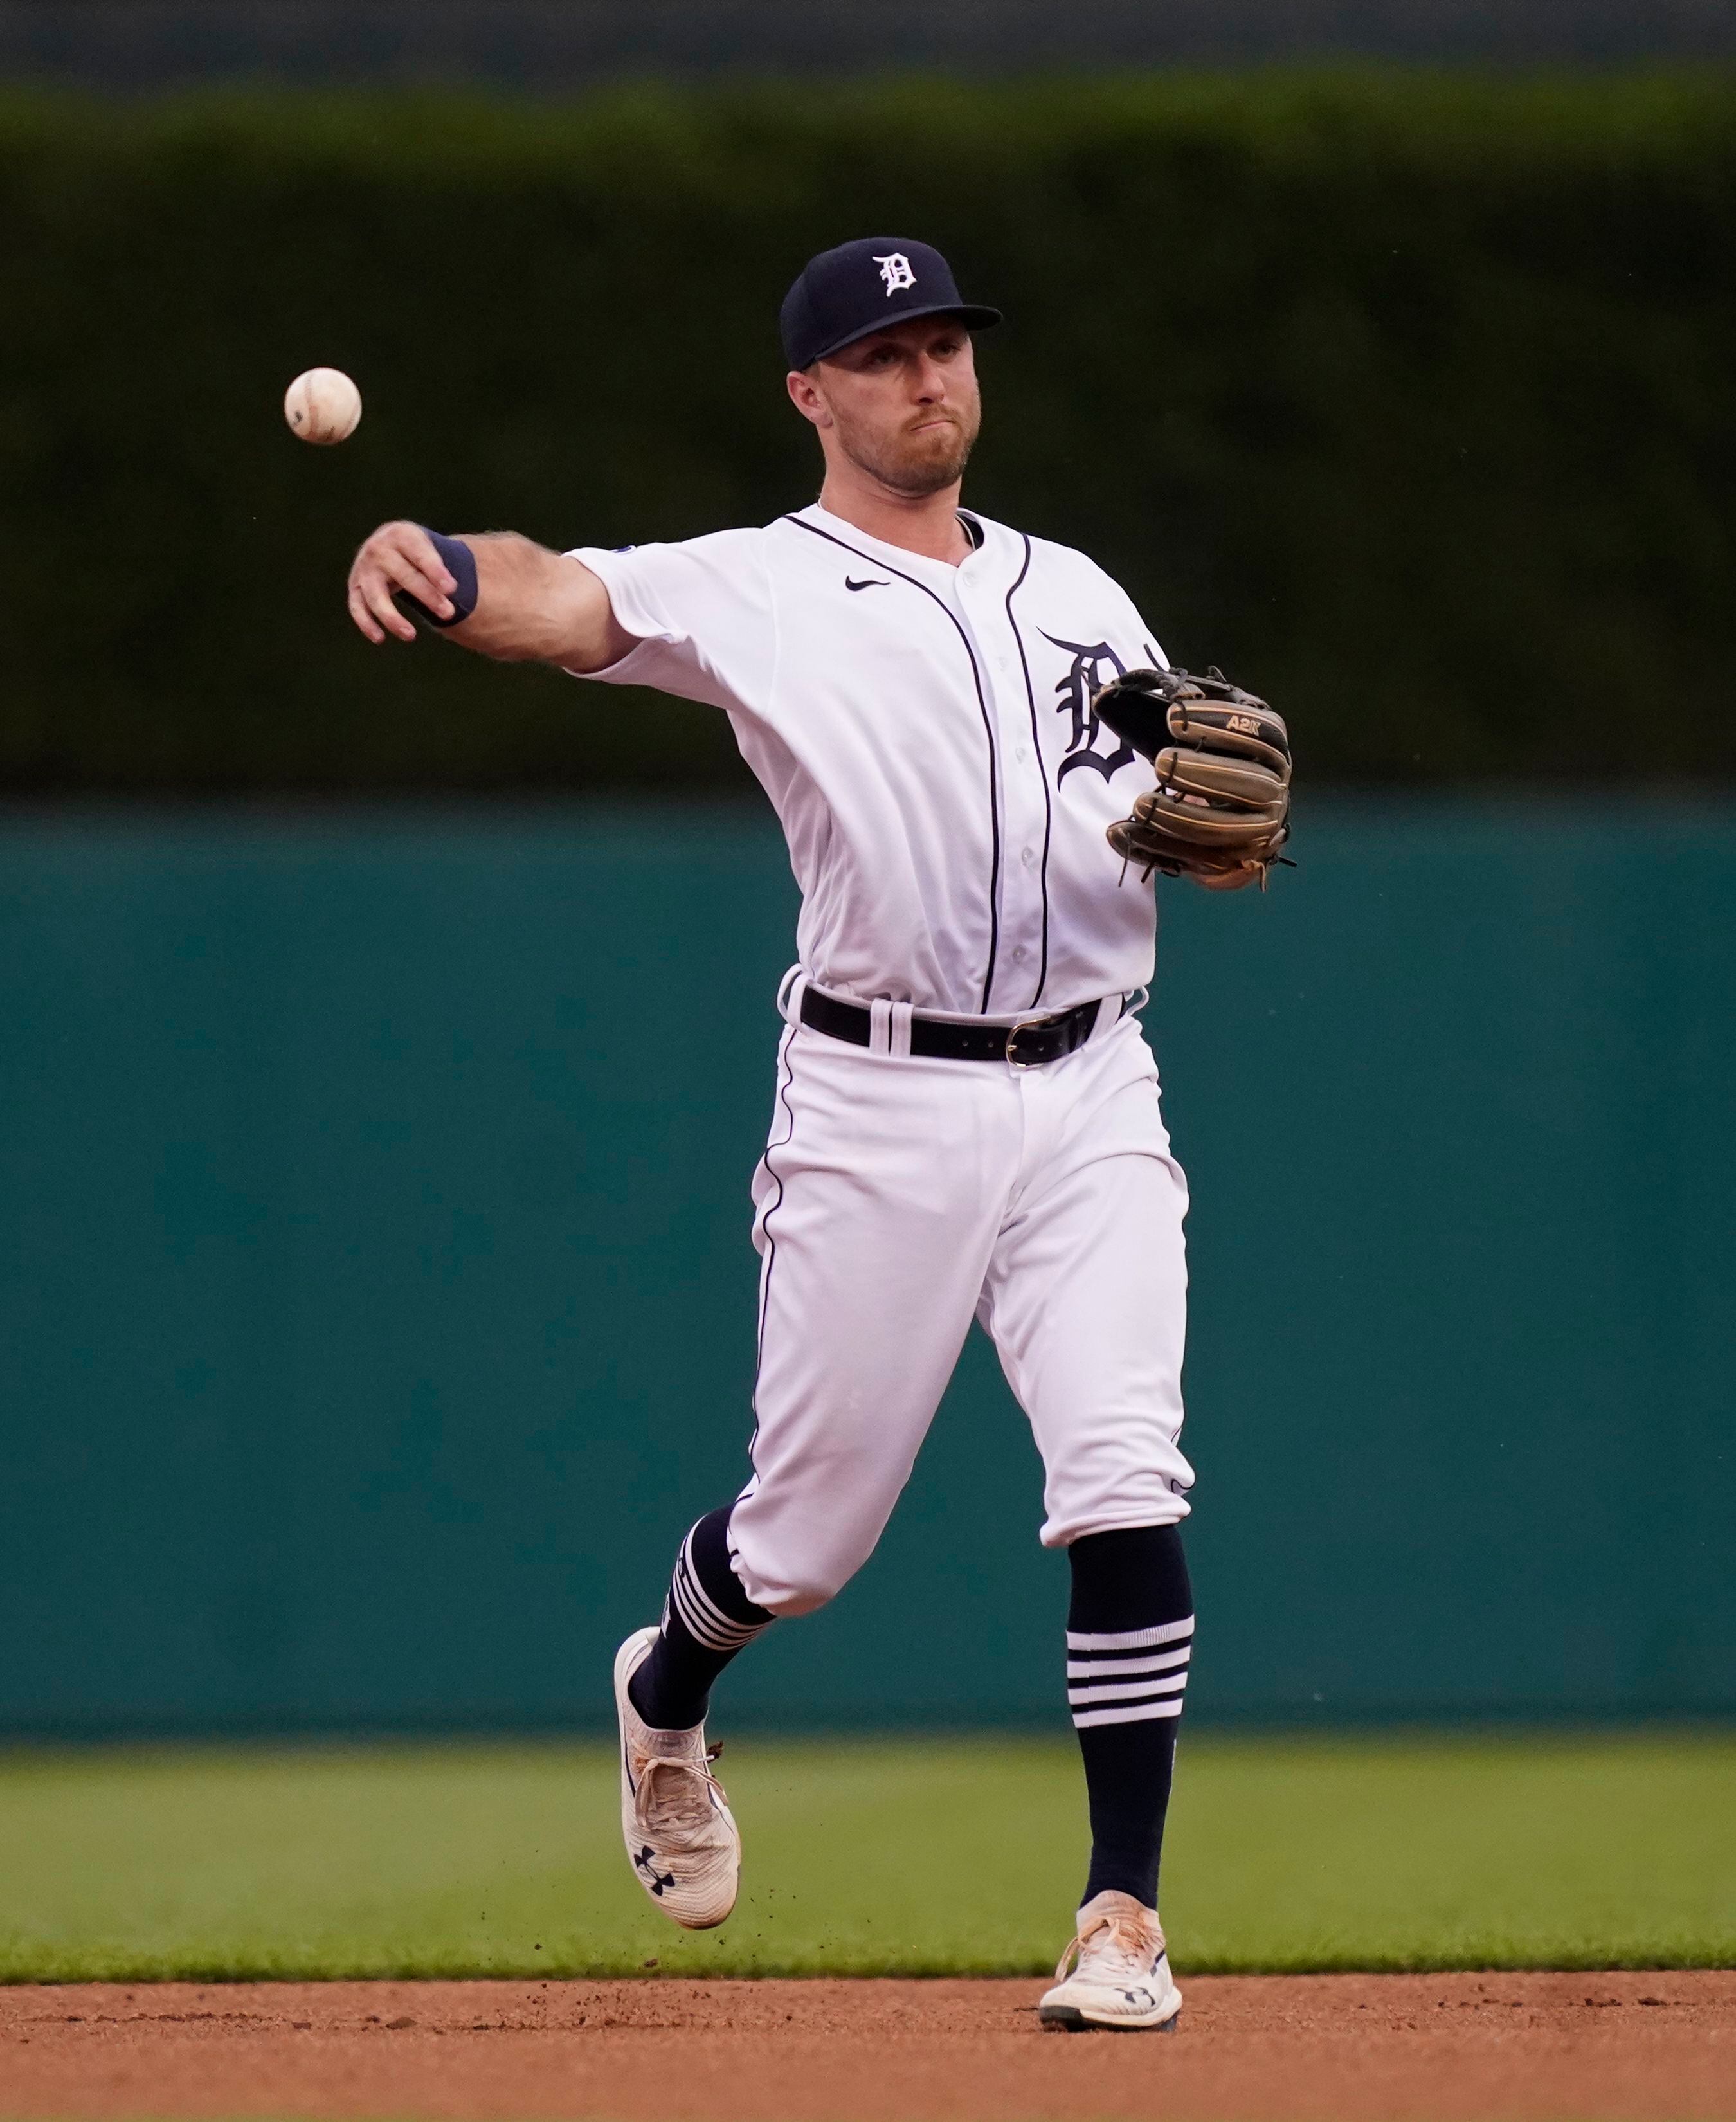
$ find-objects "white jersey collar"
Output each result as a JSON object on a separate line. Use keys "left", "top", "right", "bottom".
{"left": 796, "top": 501, "right": 999, "bottom": 584}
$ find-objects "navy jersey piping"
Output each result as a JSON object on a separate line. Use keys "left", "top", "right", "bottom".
{"left": 753, "top": 1024, "right": 799, "bottom": 1384}
{"left": 783, "top": 512, "right": 1002, "bottom": 1013}
{"left": 746, "top": 1022, "right": 800, "bottom": 1473}
{"left": 1004, "top": 531, "right": 1053, "bottom": 1009}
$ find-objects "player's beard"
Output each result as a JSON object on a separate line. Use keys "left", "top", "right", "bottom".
{"left": 833, "top": 399, "right": 981, "bottom": 497}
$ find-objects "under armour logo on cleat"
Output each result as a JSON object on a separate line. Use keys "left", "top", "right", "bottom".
{"left": 845, "top": 577, "right": 889, "bottom": 592}
{"left": 633, "top": 1846, "right": 676, "bottom": 1896}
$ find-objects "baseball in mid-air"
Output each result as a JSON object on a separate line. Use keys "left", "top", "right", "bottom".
{"left": 284, "top": 367, "right": 362, "bottom": 446}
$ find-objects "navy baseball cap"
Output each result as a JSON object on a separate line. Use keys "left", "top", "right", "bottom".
{"left": 780, "top": 237, "right": 1001, "bottom": 370}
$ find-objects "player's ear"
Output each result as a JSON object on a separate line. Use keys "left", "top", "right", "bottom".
{"left": 786, "top": 367, "right": 832, "bottom": 428}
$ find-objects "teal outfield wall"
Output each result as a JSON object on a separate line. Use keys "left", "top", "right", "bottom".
{"left": 1, "top": 803, "right": 1731, "bottom": 1736}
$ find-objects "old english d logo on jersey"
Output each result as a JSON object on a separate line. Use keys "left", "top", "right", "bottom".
{"left": 1042, "top": 634, "right": 1143, "bottom": 784}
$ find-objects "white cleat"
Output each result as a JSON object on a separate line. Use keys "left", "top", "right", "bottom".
{"left": 613, "top": 1626, "right": 741, "bottom": 1930}
{"left": 1038, "top": 1889, "right": 1184, "bottom": 2033}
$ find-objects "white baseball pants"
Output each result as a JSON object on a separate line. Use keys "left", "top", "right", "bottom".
{"left": 728, "top": 992, "right": 1194, "bottom": 1617}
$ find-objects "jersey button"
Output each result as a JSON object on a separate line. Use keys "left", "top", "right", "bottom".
{"left": 1022, "top": 846, "right": 1036, "bottom": 866}
{"left": 1013, "top": 947, "right": 1029, "bottom": 963}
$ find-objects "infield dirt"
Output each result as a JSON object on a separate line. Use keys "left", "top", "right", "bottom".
{"left": 2, "top": 1972, "right": 1732, "bottom": 2121}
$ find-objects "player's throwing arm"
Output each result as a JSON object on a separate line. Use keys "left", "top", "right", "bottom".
{"left": 345, "top": 521, "right": 635, "bottom": 671}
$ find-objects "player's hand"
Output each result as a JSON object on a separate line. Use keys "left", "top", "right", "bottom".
{"left": 347, "top": 521, "right": 456, "bottom": 644}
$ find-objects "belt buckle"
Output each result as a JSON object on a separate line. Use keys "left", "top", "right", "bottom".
{"left": 1004, "top": 1015, "right": 1049, "bottom": 1069}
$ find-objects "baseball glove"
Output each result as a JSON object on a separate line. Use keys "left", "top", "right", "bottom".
{"left": 1094, "top": 666, "right": 1292, "bottom": 886}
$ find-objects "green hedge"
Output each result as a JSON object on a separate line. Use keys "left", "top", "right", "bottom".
{"left": 2, "top": 75, "right": 1733, "bottom": 792}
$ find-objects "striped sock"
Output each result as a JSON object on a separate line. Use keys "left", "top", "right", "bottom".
{"left": 1066, "top": 1523, "right": 1193, "bottom": 1910}
{"left": 628, "top": 1507, "right": 774, "bottom": 1731}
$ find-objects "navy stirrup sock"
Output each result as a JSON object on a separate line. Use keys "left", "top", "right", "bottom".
{"left": 1066, "top": 1523, "right": 1194, "bottom": 1911}
{"left": 628, "top": 1507, "right": 774, "bottom": 1730}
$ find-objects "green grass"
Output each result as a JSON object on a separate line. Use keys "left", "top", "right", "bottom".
{"left": 0, "top": 1731, "right": 1730, "bottom": 1982}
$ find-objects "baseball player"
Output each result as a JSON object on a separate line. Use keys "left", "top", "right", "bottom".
{"left": 347, "top": 237, "right": 1290, "bottom": 2033}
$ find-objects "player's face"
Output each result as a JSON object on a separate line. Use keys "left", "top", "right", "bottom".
{"left": 793, "top": 318, "right": 982, "bottom": 496}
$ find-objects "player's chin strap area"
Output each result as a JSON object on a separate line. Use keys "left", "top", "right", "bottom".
{"left": 777, "top": 970, "right": 1145, "bottom": 1068}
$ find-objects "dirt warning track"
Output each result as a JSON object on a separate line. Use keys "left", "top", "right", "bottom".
{"left": 1, "top": 1971, "right": 1731, "bottom": 2120}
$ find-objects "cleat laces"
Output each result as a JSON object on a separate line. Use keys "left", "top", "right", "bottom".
{"left": 635, "top": 1742, "right": 728, "bottom": 1839}
{"left": 1055, "top": 1900, "right": 1164, "bottom": 1993}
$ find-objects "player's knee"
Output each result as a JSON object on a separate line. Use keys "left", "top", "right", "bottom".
{"left": 757, "top": 1560, "right": 855, "bottom": 1617}
{"left": 736, "top": 1554, "right": 854, "bottom": 1618}
{"left": 762, "top": 1582, "right": 835, "bottom": 1619}
{"left": 731, "top": 1506, "right": 878, "bottom": 1616}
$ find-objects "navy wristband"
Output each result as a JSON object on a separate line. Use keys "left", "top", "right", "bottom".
{"left": 393, "top": 529, "right": 479, "bottom": 629}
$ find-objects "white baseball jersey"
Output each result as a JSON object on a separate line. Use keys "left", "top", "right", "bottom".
{"left": 570, "top": 502, "right": 1164, "bottom": 1018}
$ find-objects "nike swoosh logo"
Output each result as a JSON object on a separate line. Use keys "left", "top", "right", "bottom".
{"left": 845, "top": 576, "right": 889, "bottom": 592}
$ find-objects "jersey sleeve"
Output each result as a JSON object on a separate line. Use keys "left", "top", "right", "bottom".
{"left": 1101, "top": 570, "right": 1168, "bottom": 673}
{"left": 564, "top": 529, "right": 773, "bottom": 714}
{"left": 1033, "top": 534, "right": 1170, "bottom": 674}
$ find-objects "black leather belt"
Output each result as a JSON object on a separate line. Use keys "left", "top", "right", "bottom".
{"left": 799, "top": 986, "right": 1108, "bottom": 1067}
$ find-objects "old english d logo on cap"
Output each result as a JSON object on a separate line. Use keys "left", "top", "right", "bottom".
{"left": 780, "top": 237, "right": 1001, "bottom": 370}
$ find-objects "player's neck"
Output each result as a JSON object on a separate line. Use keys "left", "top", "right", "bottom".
{"left": 815, "top": 469, "right": 972, "bottom": 566}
